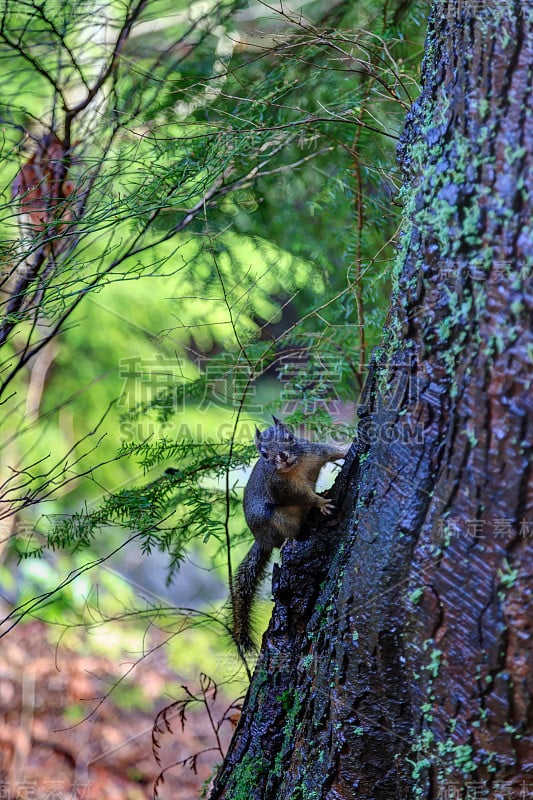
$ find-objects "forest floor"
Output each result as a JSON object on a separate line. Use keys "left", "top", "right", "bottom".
{"left": 0, "top": 617, "right": 239, "bottom": 800}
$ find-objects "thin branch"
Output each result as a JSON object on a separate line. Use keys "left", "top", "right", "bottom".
{"left": 64, "top": 0, "right": 150, "bottom": 126}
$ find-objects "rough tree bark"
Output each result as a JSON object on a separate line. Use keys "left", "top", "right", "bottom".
{"left": 208, "top": 1, "right": 533, "bottom": 798}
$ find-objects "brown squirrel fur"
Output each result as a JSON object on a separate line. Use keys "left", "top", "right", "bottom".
{"left": 231, "top": 417, "right": 350, "bottom": 653}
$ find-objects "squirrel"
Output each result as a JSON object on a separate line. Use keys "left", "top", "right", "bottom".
{"left": 231, "top": 416, "right": 351, "bottom": 654}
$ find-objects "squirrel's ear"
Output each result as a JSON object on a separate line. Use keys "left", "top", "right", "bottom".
{"left": 254, "top": 426, "right": 262, "bottom": 447}
{"left": 272, "top": 414, "right": 282, "bottom": 426}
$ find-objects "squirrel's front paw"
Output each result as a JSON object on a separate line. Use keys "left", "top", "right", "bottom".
{"left": 319, "top": 498, "right": 335, "bottom": 516}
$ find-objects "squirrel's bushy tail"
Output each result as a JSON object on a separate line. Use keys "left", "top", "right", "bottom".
{"left": 231, "top": 541, "right": 271, "bottom": 655}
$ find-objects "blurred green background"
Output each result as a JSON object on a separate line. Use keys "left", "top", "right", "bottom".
{"left": 0, "top": 0, "right": 427, "bottom": 694}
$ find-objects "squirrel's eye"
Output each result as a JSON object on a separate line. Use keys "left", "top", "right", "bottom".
{"left": 287, "top": 434, "right": 294, "bottom": 444}
{"left": 260, "top": 449, "right": 268, "bottom": 459}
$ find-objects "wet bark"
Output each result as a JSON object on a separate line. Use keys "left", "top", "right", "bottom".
{"left": 208, "top": 1, "right": 533, "bottom": 798}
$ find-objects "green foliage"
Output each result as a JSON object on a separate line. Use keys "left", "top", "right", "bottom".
{"left": 0, "top": 0, "right": 427, "bottom": 684}
{"left": 27, "top": 439, "right": 255, "bottom": 585}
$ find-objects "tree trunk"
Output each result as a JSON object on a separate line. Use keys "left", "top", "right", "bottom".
{"left": 208, "top": 1, "right": 533, "bottom": 798}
